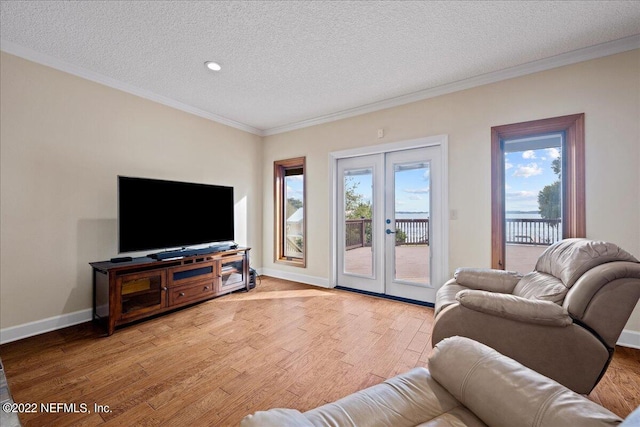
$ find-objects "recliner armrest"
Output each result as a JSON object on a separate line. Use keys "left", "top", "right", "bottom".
{"left": 456, "top": 289, "right": 572, "bottom": 327}
{"left": 454, "top": 268, "right": 523, "bottom": 293}
{"left": 429, "top": 337, "right": 622, "bottom": 427}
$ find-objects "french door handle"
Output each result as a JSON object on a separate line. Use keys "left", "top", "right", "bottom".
{"left": 386, "top": 229, "right": 396, "bottom": 234}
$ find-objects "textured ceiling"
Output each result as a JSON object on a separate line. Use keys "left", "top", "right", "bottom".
{"left": 1, "top": 1, "right": 640, "bottom": 135}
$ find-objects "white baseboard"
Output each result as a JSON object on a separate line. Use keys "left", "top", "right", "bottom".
{"left": 259, "top": 268, "right": 330, "bottom": 288}
{"left": 0, "top": 309, "right": 92, "bottom": 345}
{"left": 617, "top": 329, "right": 640, "bottom": 349}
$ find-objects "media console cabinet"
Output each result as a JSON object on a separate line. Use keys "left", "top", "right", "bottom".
{"left": 90, "top": 247, "right": 250, "bottom": 335}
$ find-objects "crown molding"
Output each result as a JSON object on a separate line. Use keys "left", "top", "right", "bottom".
{"left": 3, "top": 35, "right": 638, "bottom": 138}
{"left": 262, "top": 34, "right": 640, "bottom": 136}
{"left": 0, "top": 39, "right": 264, "bottom": 136}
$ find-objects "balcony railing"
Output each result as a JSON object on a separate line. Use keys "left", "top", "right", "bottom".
{"left": 285, "top": 236, "right": 303, "bottom": 258}
{"left": 506, "top": 218, "right": 561, "bottom": 246}
{"left": 345, "top": 219, "right": 371, "bottom": 249}
{"left": 345, "top": 218, "right": 558, "bottom": 249}
{"left": 345, "top": 218, "right": 429, "bottom": 249}
{"left": 396, "top": 219, "right": 429, "bottom": 245}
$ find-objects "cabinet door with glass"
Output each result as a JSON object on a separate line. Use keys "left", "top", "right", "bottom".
{"left": 218, "top": 254, "right": 247, "bottom": 294}
{"left": 116, "top": 270, "right": 167, "bottom": 319}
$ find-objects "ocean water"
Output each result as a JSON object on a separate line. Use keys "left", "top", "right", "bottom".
{"left": 506, "top": 212, "right": 542, "bottom": 219}
{"left": 396, "top": 212, "right": 428, "bottom": 219}
{"left": 395, "top": 212, "right": 544, "bottom": 219}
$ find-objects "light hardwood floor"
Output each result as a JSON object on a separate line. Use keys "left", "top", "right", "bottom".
{"left": 1, "top": 276, "right": 638, "bottom": 426}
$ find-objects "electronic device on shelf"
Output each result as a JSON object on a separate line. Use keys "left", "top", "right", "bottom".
{"left": 147, "top": 242, "right": 238, "bottom": 260}
{"left": 249, "top": 268, "right": 257, "bottom": 289}
{"left": 117, "top": 176, "right": 235, "bottom": 259}
{"left": 110, "top": 256, "right": 133, "bottom": 263}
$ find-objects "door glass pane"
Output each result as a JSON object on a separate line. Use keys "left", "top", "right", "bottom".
{"left": 393, "top": 162, "right": 430, "bottom": 285}
{"left": 344, "top": 168, "right": 373, "bottom": 277}
{"left": 504, "top": 134, "right": 563, "bottom": 272}
{"left": 284, "top": 170, "right": 304, "bottom": 259}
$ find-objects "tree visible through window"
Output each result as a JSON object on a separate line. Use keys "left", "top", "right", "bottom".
{"left": 274, "top": 157, "right": 306, "bottom": 266}
{"left": 538, "top": 156, "right": 561, "bottom": 221}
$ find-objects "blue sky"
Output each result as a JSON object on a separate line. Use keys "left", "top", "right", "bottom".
{"left": 294, "top": 150, "right": 559, "bottom": 216}
{"left": 285, "top": 175, "right": 304, "bottom": 202}
{"left": 290, "top": 167, "right": 429, "bottom": 215}
{"left": 505, "top": 147, "right": 560, "bottom": 211}
{"left": 394, "top": 165, "right": 430, "bottom": 213}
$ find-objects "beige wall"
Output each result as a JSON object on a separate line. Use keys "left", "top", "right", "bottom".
{"left": 262, "top": 50, "right": 640, "bottom": 333}
{"left": 0, "top": 52, "right": 263, "bottom": 329}
{"left": 1, "top": 49, "right": 639, "bottom": 336}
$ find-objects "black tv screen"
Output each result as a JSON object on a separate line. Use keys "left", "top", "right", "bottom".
{"left": 118, "top": 176, "right": 234, "bottom": 253}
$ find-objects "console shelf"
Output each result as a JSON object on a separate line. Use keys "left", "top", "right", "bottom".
{"left": 90, "top": 247, "right": 250, "bottom": 335}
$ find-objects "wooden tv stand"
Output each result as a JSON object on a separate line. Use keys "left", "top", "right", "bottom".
{"left": 90, "top": 247, "right": 250, "bottom": 335}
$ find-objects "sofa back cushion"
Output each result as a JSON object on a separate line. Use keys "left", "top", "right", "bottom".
{"left": 513, "top": 271, "right": 568, "bottom": 304}
{"left": 535, "top": 238, "right": 638, "bottom": 289}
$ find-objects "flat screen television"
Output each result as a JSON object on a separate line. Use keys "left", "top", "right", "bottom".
{"left": 118, "top": 176, "right": 234, "bottom": 253}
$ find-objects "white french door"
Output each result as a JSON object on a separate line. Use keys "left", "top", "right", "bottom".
{"left": 337, "top": 154, "right": 385, "bottom": 292}
{"left": 335, "top": 144, "right": 446, "bottom": 303}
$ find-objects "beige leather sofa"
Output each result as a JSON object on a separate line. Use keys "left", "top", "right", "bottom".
{"left": 241, "top": 336, "right": 633, "bottom": 427}
{"left": 432, "top": 238, "right": 640, "bottom": 394}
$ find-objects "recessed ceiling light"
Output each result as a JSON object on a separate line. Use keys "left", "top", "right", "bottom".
{"left": 205, "top": 61, "right": 221, "bottom": 71}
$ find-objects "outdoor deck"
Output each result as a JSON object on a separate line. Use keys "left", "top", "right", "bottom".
{"left": 345, "top": 245, "right": 430, "bottom": 284}
{"left": 505, "top": 243, "right": 548, "bottom": 273}
{"left": 343, "top": 243, "right": 547, "bottom": 284}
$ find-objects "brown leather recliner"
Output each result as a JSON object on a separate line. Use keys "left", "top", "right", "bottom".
{"left": 431, "top": 238, "right": 640, "bottom": 394}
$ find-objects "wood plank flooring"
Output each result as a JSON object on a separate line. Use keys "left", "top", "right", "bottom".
{"left": 1, "top": 276, "right": 638, "bottom": 426}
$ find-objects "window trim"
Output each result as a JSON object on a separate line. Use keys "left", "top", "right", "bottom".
{"left": 274, "top": 157, "right": 307, "bottom": 267}
{"left": 491, "top": 114, "right": 585, "bottom": 269}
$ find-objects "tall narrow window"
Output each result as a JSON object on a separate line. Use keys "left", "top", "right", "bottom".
{"left": 503, "top": 134, "right": 563, "bottom": 272}
{"left": 491, "top": 114, "right": 585, "bottom": 271}
{"left": 274, "top": 157, "right": 306, "bottom": 266}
